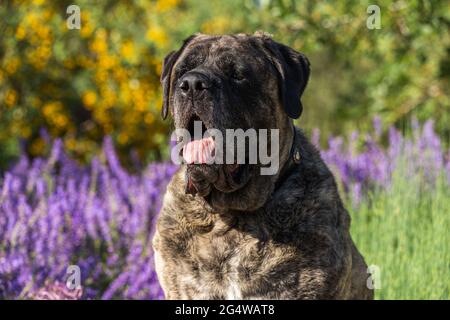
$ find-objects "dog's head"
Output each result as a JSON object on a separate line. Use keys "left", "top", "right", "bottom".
{"left": 161, "top": 32, "right": 310, "bottom": 212}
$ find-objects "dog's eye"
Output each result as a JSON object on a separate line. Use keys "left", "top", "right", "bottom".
{"left": 230, "top": 70, "right": 245, "bottom": 81}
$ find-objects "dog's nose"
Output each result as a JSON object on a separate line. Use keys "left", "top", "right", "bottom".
{"left": 179, "top": 72, "right": 211, "bottom": 94}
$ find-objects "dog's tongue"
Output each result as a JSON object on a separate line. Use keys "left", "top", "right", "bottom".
{"left": 182, "top": 137, "right": 215, "bottom": 164}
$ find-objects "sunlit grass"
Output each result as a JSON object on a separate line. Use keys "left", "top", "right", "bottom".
{"left": 350, "top": 166, "right": 450, "bottom": 299}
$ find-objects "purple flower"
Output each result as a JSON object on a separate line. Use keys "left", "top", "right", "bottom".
{"left": 372, "top": 116, "right": 382, "bottom": 138}
{"left": 0, "top": 137, "right": 175, "bottom": 299}
{"left": 28, "top": 281, "right": 83, "bottom": 300}
{"left": 318, "top": 118, "right": 449, "bottom": 205}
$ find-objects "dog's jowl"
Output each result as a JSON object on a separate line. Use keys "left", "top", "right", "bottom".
{"left": 152, "top": 32, "right": 373, "bottom": 300}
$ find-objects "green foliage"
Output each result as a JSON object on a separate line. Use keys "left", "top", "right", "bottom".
{"left": 236, "top": 0, "right": 450, "bottom": 142}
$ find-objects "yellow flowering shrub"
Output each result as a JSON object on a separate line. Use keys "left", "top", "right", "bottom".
{"left": 1, "top": 0, "right": 244, "bottom": 167}
{"left": 0, "top": 0, "right": 254, "bottom": 167}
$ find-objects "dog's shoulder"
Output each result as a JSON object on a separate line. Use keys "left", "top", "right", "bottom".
{"left": 269, "top": 129, "right": 339, "bottom": 207}
{"left": 265, "top": 130, "right": 351, "bottom": 242}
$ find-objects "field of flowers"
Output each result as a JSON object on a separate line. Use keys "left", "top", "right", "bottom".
{"left": 0, "top": 137, "right": 175, "bottom": 299}
{"left": 1, "top": 119, "right": 449, "bottom": 299}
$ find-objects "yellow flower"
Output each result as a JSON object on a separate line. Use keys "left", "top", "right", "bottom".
{"left": 36, "top": 25, "right": 51, "bottom": 40}
{"left": 99, "top": 54, "right": 118, "bottom": 70}
{"left": 120, "top": 85, "right": 131, "bottom": 104}
{"left": 54, "top": 114, "right": 68, "bottom": 128}
{"left": 144, "top": 112, "right": 155, "bottom": 124}
{"left": 101, "top": 86, "right": 117, "bottom": 108}
{"left": 42, "top": 101, "right": 62, "bottom": 117}
{"left": 15, "top": 25, "right": 26, "bottom": 40}
{"left": 36, "top": 45, "right": 51, "bottom": 60}
{"left": 24, "top": 12, "right": 39, "bottom": 29}
{"left": 80, "top": 12, "right": 94, "bottom": 38}
{"left": 82, "top": 90, "right": 97, "bottom": 108}
{"left": 93, "top": 108, "right": 109, "bottom": 124}
{"left": 42, "top": 8, "right": 53, "bottom": 20}
{"left": 65, "top": 137, "right": 77, "bottom": 151}
{"left": 5, "top": 57, "right": 20, "bottom": 74}
{"left": 146, "top": 26, "right": 167, "bottom": 47}
{"left": 120, "top": 41, "right": 135, "bottom": 61}
{"left": 5, "top": 89, "right": 18, "bottom": 107}
{"left": 155, "top": 0, "right": 179, "bottom": 13}
{"left": 25, "top": 46, "right": 49, "bottom": 70}
{"left": 201, "top": 17, "right": 230, "bottom": 34}
{"left": 81, "top": 22, "right": 93, "bottom": 38}
{"left": 90, "top": 30, "right": 108, "bottom": 54}
{"left": 90, "top": 39, "right": 107, "bottom": 54}
{"left": 113, "top": 67, "right": 128, "bottom": 82}
{"left": 94, "top": 70, "right": 108, "bottom": 83}
{"left": 39, "top": 103, "right": 70, "bottom": 132}
{"left": 32, "top": 0, "right": 45, "bottom": 6}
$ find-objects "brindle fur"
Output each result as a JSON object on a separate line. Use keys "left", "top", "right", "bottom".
{"left": 152, "top": 32, "right": 373, "bottom": 300}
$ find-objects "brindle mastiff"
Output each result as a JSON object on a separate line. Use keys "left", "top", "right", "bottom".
{"left": 152, "top": 32, "right": 373, "bottom": 300}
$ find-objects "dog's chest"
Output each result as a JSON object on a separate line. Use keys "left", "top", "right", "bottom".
{"left": 222, "top": 250, "right": 242, "bottom": 299}
{"left": 185, "top": 230, "right": 254, "bottom": 299}
{"left": 171, "top": 216, "right": 298, "bottom": 299}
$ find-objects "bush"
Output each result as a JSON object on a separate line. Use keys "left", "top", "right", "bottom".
{"left": 1, "top": 0, "right": 183, "bottom": 167}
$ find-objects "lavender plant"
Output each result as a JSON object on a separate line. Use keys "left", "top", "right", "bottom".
{"left": 315, "top": 118, "right": 449, "bottom": 205}
{"left": 0, "top": 137, "right": 176, "bottom": 299}
{"left": 0, "top": 119, "right": 448, "bottom": 299}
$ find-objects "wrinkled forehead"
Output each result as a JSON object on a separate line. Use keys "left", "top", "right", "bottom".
{"left": 179, "top": 34, "right": 266, "bottom": 65}
{"left": 208, "top": 34, "right": 251, "bottom": 51}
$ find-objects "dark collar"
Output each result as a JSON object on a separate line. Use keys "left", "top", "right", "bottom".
{"left": 289, "top": 125, "right": 301, "bottom": 165}
{"left": 274, "top": 125, "right": 301, "bottom": 191}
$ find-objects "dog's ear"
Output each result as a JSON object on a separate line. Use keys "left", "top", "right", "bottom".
{"left": 260, "top": 38, "right": 310, "bottom": 119}
{"left": 161, "top": 35, "right": 197, "bottom": 120}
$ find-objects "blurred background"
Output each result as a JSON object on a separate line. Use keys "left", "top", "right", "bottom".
{"left": 1, "top": 0, "right": 449, "bottom": 169}
{"left": 0, "top": 0, "right": 449, "bottom": 300}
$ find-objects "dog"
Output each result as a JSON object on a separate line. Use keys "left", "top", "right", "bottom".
{"left": 152, "top": 32, "right": 373, "bottom": 300}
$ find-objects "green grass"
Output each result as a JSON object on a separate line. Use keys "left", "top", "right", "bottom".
{"left": 350, "top": 168, "right": 450, "bottom": 299}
